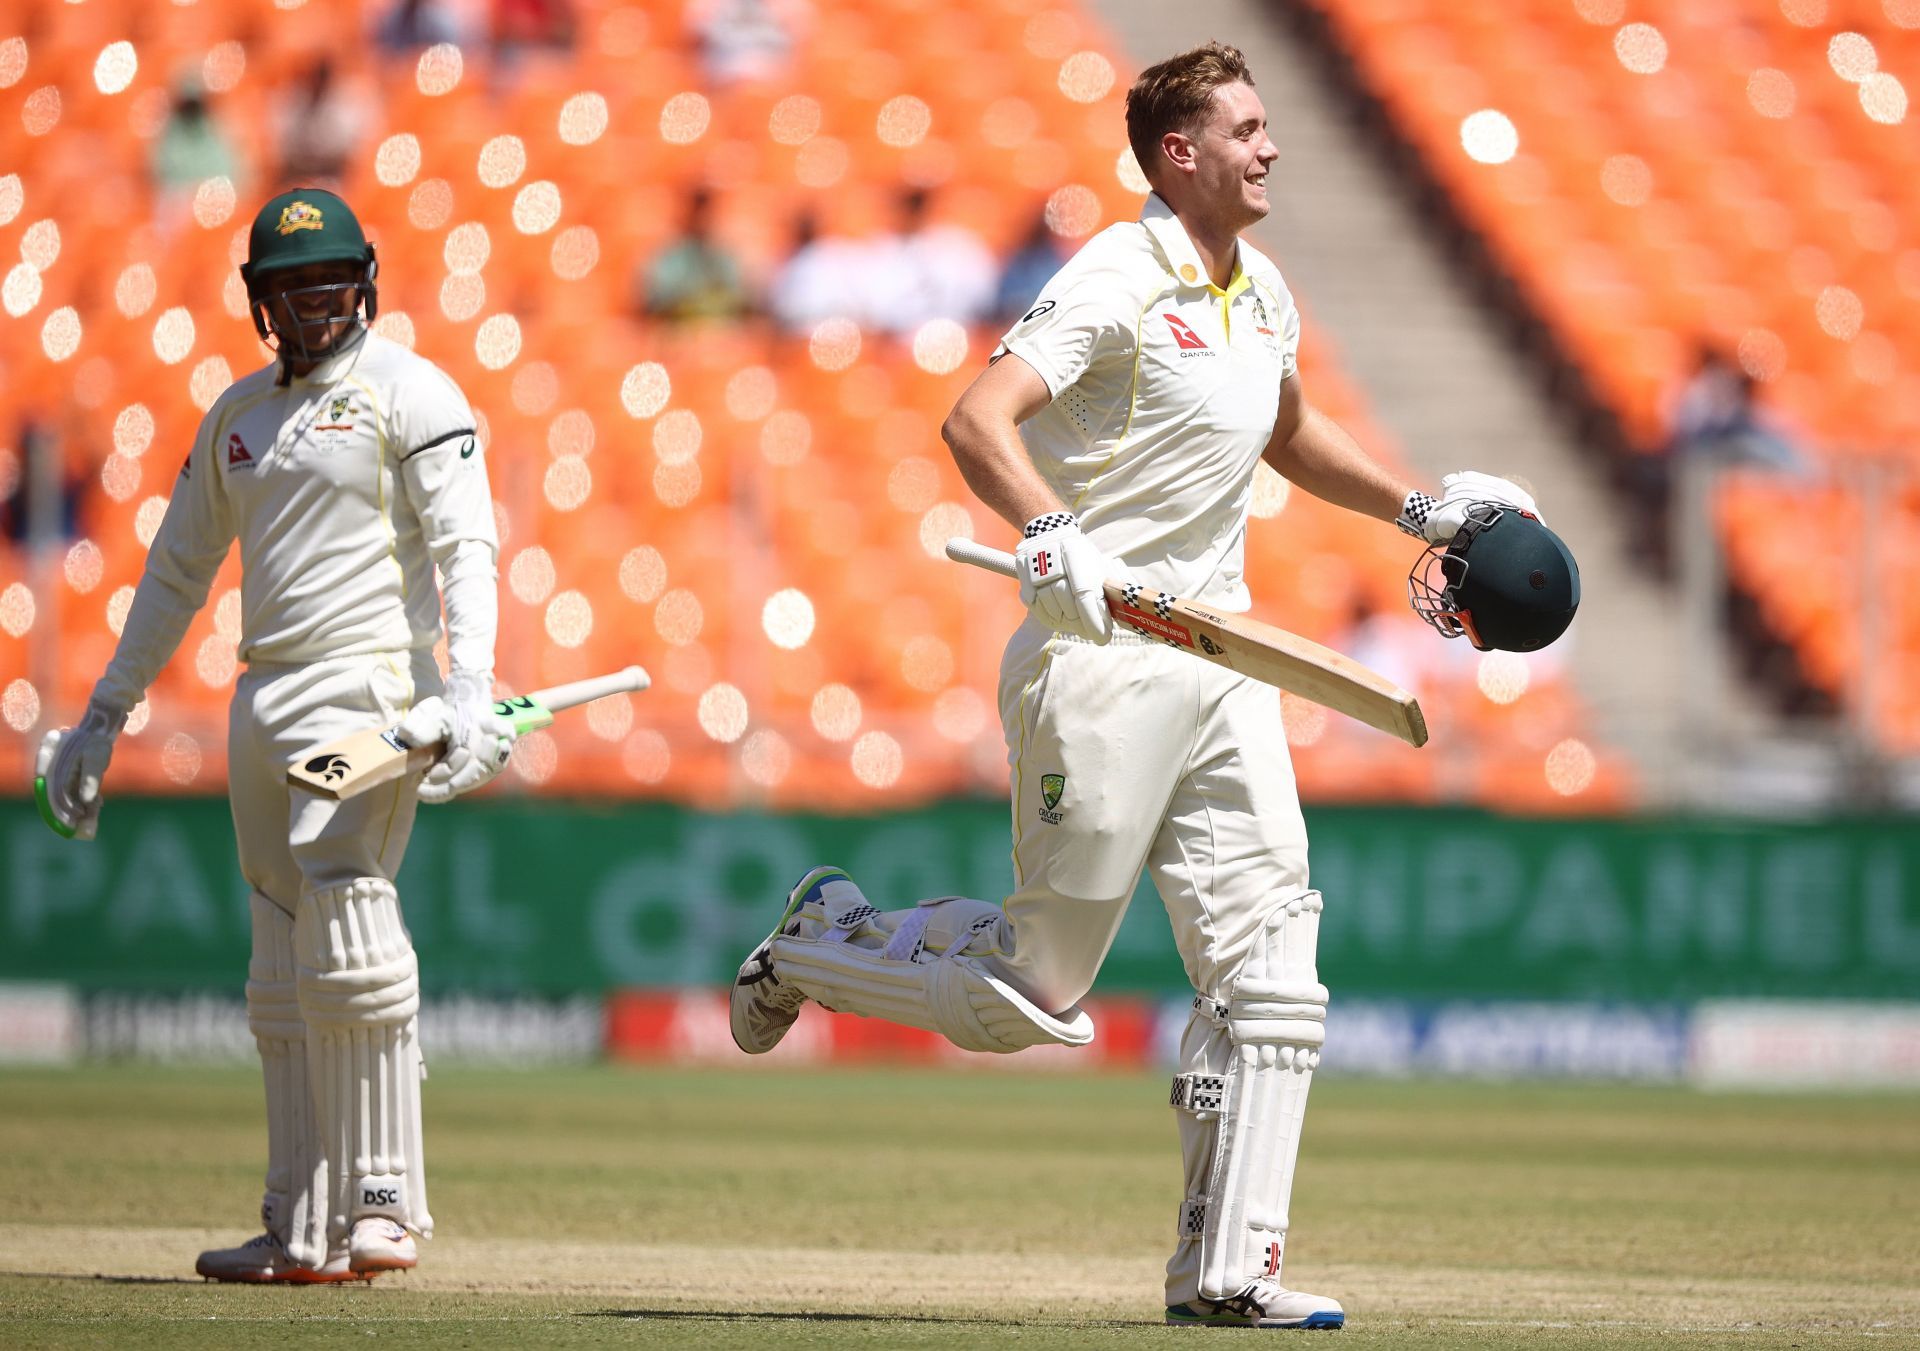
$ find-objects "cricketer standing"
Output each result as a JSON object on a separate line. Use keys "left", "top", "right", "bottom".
{"left": 33, "top": 187, "right": 514, "bottom": 1282}
{"left": 731, "top": 44, "right": 1547, "bottom": 1328}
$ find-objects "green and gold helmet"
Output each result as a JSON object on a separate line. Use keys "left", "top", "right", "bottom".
{"left": 239, "top": 188, "right": 379, "bottom": 357}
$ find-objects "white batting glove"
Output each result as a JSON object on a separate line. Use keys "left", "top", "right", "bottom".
{"left": 398, "top": 670, "right": 515, "bottom": 804}
{"left": 33, "top": 700, "right": 128, "bottom": 840}
{"left": 1397, "top": 471, "right": 1542, "bottom": 546}
{"left": 1015, "top": 512, "right": 1127, "bottom": 645}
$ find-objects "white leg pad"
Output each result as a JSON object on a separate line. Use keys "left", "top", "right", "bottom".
{"left": 1174, "top": 889, "right": 1328, "bottom": 1303}
{"left": 247, "top": 890, "right": 330, "bottom": 1267}
{"left": 770, "top": 889, "right": 1095, "bottom": 1054}
{"left": 296, "top": 878, "right": 432, "bottom": 1251}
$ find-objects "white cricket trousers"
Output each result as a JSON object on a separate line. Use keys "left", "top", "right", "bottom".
{"left": 992, "top": 620, "right": 1312, "bottom": 1012}
{"left": 227, "top": 651, "right": 438, "bottom": 905}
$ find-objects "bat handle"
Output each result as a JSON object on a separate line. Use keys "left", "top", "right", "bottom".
{"left": 944, "top": 537, "right": 1018, "bottom": 579}
{"left": 525, "top": 664, "right": 652, "bottom": 715}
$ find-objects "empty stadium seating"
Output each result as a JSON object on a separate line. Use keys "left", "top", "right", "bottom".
{"left": 1310, "top": 0, "right": 1920, "bottom": 746}
{"left": 0, "top": 0, "right": 1626, "bottom": 810}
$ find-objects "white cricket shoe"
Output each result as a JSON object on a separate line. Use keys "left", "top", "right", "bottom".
{"left": 1166, "top": 1280, "right": 1345, "bottom": 1329}
{"left": 729, "top": 865, "right": 851, "bottom": 1054}
{"left": 195, "top": 1233, "right": 369, "bottom": 1284}
{"left": 348, "top": 1217, "right": 417, "bottom": 1273}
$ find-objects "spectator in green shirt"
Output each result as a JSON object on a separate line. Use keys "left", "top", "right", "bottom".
{"left": 637, "top": 187, "right": 752, "bottom": 323}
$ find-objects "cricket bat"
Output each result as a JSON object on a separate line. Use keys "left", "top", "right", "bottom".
{"left": 287, "top": 664, "right": 651, "bottom": 799}
{"left": 945, "top": 539, "right": 1428, "bottom": 748}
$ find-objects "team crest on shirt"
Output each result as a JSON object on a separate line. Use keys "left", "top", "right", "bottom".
{"left": 315, "top": 394, "right": 356, "bottom": 433}
{"left": 1038, "top": 773, "right": 1067, "bottom": 824}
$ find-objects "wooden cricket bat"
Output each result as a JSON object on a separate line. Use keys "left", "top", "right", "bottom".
{"left": 945, "top": 539, "right": 1428, "bottom": 748}
{"left": 287, "top": 665, "right": 652, "bottom": 799}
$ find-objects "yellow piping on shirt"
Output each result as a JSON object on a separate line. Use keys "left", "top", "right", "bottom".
{"left": 345, "top": 375, "right": 409, "bottom": 612}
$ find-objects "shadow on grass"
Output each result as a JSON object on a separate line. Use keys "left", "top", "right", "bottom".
{"left": 583, "top": 1308, "right": 1152, "bottom": 1330}
{"left": 2, "top": 1269, "right": 384, "bottom": 1288}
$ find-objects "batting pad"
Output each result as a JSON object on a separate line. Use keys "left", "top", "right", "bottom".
{"left": 296, "top": 878, "right": 432, "bottom": 1244}
{"left": 247, "top": 890, "right": 331, "bottom": 1268}
{"left": 771, "top": 893, "right": 1095, "bottom": 1054}
{"left": 1173, "top": 890, "right": 1328, "bottom": 1302}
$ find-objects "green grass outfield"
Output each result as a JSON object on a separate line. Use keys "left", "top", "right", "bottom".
{"left": 1, "top": 1065, "right": 1914, "bottom": 1348}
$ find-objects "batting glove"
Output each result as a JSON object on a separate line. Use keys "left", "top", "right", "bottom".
{"left": 1398, "top": 471, "right": 1541, "bottom": 546}
{"left": 398, "top": 669, "right": 516, "bottom": 804}
{"left": 34, "top": 699, "right": 128, "bottom": 840}
{"left": 1015, "top": 512, "right": 1128, "bottom": 645}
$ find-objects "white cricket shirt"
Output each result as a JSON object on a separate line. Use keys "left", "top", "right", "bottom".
{"left": 995, "top": 193, "right": 1301, "bottom": 612}
{"left": 96, "top": 331, "right": 498, "bottom": 710}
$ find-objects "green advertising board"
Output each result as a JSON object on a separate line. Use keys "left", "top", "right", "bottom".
{"left": 2, "top": 797, "right": 1915, "bottom": 999}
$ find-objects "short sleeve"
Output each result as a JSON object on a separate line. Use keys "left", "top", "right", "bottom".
{"left": 994, "top": 252, "right": 1140, "bottom": 399}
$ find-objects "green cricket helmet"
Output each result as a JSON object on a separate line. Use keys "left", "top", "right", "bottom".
{"left": 1408, "top": 503, "right": 1580, "bottom": 652}
{"left": 239, "top": 188, "right": 379, "bottom": 359}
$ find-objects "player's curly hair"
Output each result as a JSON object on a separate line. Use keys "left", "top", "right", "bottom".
{"left": 1124, "top": 42, "right": 1256, "bottom": 186}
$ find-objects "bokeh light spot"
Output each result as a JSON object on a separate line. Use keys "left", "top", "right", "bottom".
{"left": 545, "top": 590, "right": 593, "bottom": 648}
{"left": 543, "top": 455, "right": 591, "bottom": 510}
{"left": 64, "top": 539, "right": 103, "bottom": 594}
{"left": 41, "top": 306, "right": 81, "bottom": 361}
{"left": 653, "top": 408, "right": 703, "bottom": 464}
{"left": 660, "top": 92, "right": 711, "bottom": 144}
{"left": 621, "top": 362, "right": 671, "bottom": 418}
{"left": 919, "top": 502, "right": 974, "bottom": 559}
{"left": 1613, "top": 23, "right": 1668, "bottom": 74}
{"left": 375, "top": 133, "right": 421, "bottom": 186}
{"left": 809, "top": 317, "right": 862, "bottom": 371}
{"left": 1546, "top": 738, "right": 1597, "bottom": 795}
{"left": 812, "top": 684, "right": 862, "bottom": 742}
{"left": 558, "top": 91, "right": 608, "bottom": 145}
{"left": 769, "top": 94, "right": 821, "bottom": 145}
{"left": 474, "top": 313, "right": 522, "bottom": 369}
{"left": 877, "top": 95, "right": 932, "bottom": 148}
{"left": 1460, "top": 109, "right": 1519, "bottom": 164}
{"left": 115, "top": 262, "right": 157, "bottom": 317}
{"left": 416, "top": 43, "right": 464, "bottom": 96}
{"left": 93, "top": 41, "right": 137, "bottom": 95}
{"left": 762, "top": 589, "right": 815, "bottom": 649}
{"left": 654, "top": 588, "right": 704, "bottom": 646}
{"left": 618, "top": 546, "right": 667, "bottom": 603}
{"left": 1044, "top": 184, "right": 1102, "bottom": 237}
{"left": 408, "top": 178, "right": 454, "bottom": 230}
{"left": 1747, "top": 68, "right": 1796, "bottom": 119}
{"left": 512, "top": 180, "right": 562, "bottom": 234}
{"left": 911, "top": 319, "right": 969, "bottom": 374}
{"left": 508, "top": 546, "right": 556, "bottom": 604}
{"left": 761, "top": 410, "right": 811, "bottom": 466}
{"left": 851, "top": 731, "right": 903, "bottom": 789}
{"left": 1058, "top": 51, "right": 1115, "bottom": 103}
{"left": 550, "top": 224, "right": 599, "bottom": 279}
{"left": 697, "top": 683, "right": 748, "bottom": 743}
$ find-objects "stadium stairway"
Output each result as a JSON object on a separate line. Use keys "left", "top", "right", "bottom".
{"left": 1090, "top": 0, "right": 1783, "bottom": 807}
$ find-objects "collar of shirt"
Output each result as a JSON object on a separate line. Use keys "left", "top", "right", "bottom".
{"left": 1140, "top": 193, "right": 1245, "bottom": 296}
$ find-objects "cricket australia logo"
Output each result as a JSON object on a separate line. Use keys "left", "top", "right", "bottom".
{"left": 1038, "top": 773, "right": 1066, "bottom": 824}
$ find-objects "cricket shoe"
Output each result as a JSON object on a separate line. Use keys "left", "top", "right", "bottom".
{"left": 1167, "top": 1280, "right": 1345, "bottom": 1329}
{"left": 729, "top": 864, "right": 858, "bottom": 1053}
{"left": 195, "top": 1233, "right": 371, "bottom": 1284}
{"left": 348, "top": 1217, "right": 417, "bottom": 1273}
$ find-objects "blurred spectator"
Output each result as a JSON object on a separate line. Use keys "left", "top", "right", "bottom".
{"left": 864, "top": 187, "right": 996, "bottom": 336}
{"left": 0, "top": 419, "right": 83, "bottom": 547}
{"left": 1666, "top": 345, "right": 1808, "bottom": 472}
{"left": 149, "top": 77, "right": 243, "bottom": 223}
{"left": 272, "top": 58, "right": 370, "bottom": 188}
{"left": 375, "top": 0, "right": 465, "bottom": 54}
{"left": 688, "top": 0, "right": 811, "bottom": 87}
{"left": 993, "top": 209, "right": 1067, "bottom": 327}
{"left": 1334, "top": 593, "right": 1479, "bottom": 697}
{"left": 637, "top": 187, "right": 753, "bottom": 323}
{"left": 768, "top": 211, "right": 867, "bottom": 334}
{"left": 494, "top": 0, "right": 576, "bottom": 59}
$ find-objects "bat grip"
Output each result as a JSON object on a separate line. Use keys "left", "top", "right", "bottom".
{"left": 525, "top": 664, "right": 651, "bottom": 714}
{"left": 944, "top": 537, "right": 1018, "bottom": 579}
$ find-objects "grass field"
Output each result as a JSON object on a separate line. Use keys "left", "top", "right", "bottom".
{"left": 1, "top": 1064, "right": 1915, "bottom": 1348}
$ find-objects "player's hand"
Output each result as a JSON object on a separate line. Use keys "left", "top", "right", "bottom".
{"left": 1015, "top": 512, "right": 1128, "bottom": 645}
{"left": 33, "top": 700, "right": 128, "bottom": 840}
{"left": 1401, "top": 472, "right": 1541, "bottom": 545}
{"left": 398, "top": 670, "right": 516, "bottom": 803}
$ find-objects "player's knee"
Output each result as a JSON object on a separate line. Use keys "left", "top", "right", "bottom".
{"left": 295, "top": 878, "right": 419, "bottom": 1030}
{"left": 246, "top": 889, "right": 303, "bottom": 1044}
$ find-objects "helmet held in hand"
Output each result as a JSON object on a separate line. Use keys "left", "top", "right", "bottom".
{"left": 1408, "top": 503, "right": 1579, "bottom": 652}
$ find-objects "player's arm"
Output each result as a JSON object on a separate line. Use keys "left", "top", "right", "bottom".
{"left": 944, "top": 280, "right": 1136, "bottom": 644}
{"left": 36, "top": 418, "right": 236, "bottom": 838}
{"left": 394, "top": 373, "right": 512, "bottom": 802}
{"left": 1263, "top": 373, "right": 1542, "bottom": 545}
{"left": 1262, "top": 374, "right": 1411, "bottom": 523}
{"left": 941, "top": 354, "right": 1061, "bottom": 529}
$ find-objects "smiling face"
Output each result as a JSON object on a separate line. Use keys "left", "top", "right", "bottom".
{"left": 257, "top": 259, "right": 366, "bottom": 365}
{"left": 1182, "top": 81, "right": 1279, "bottom": 234}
